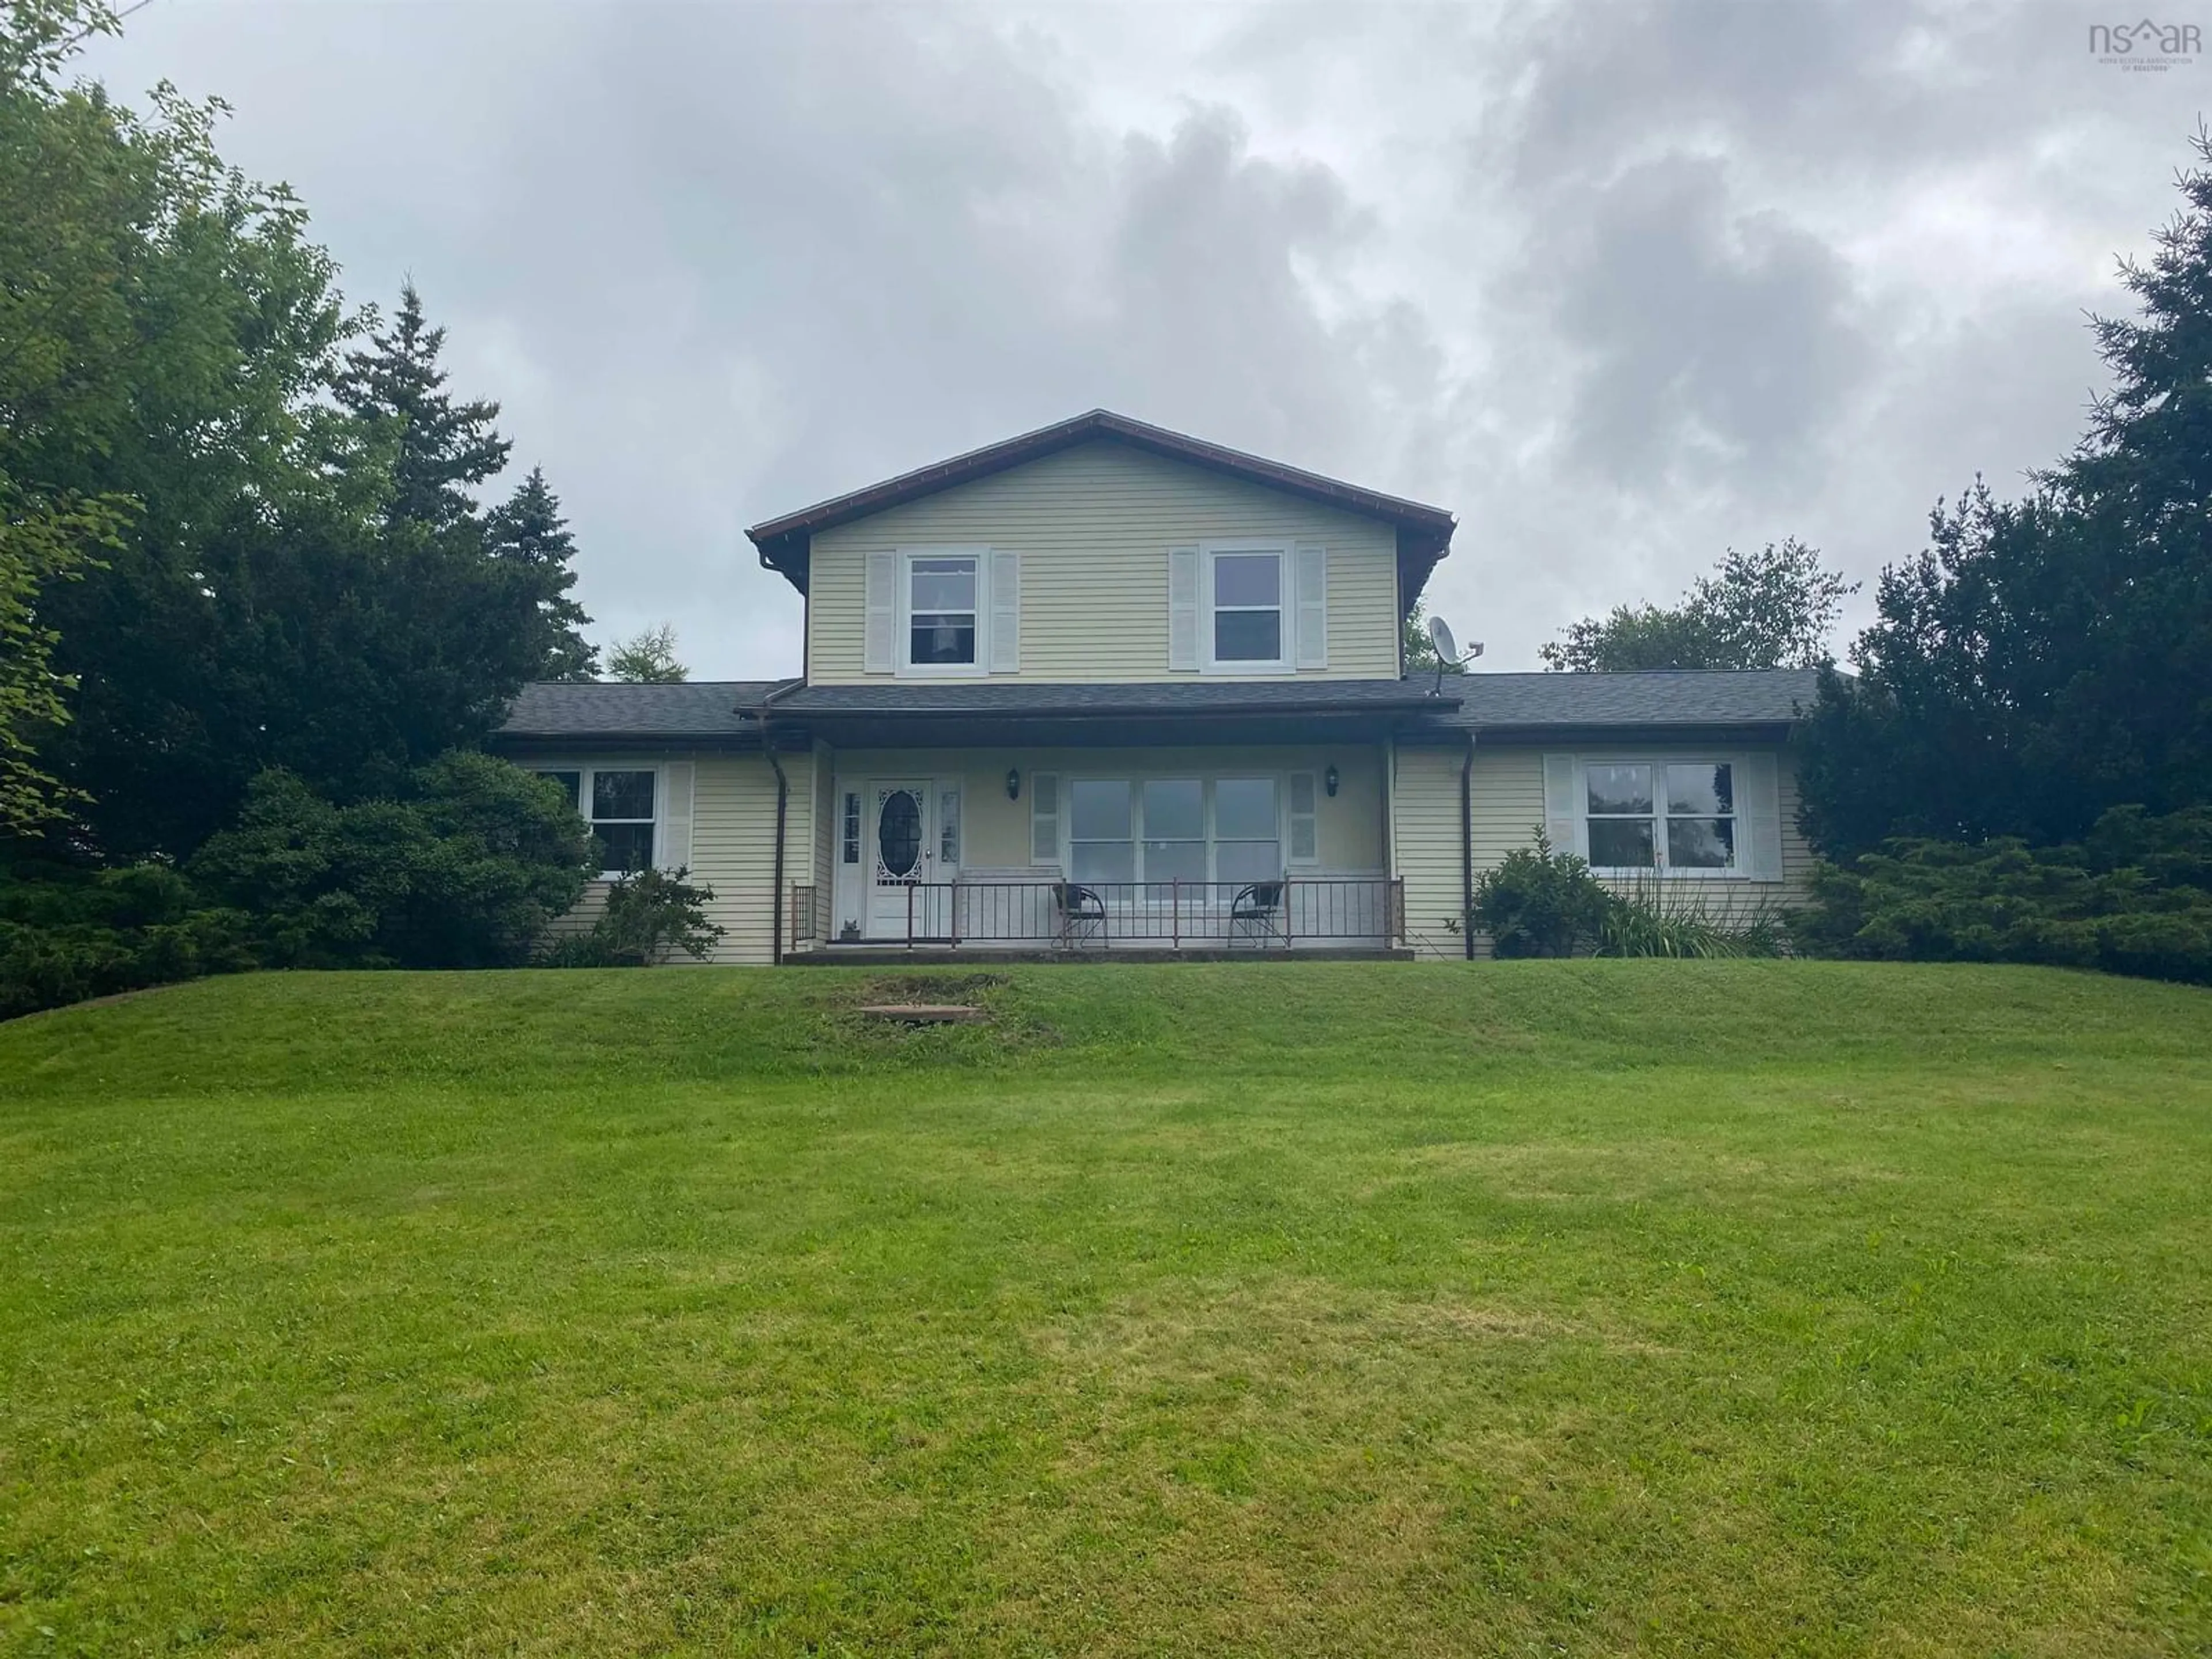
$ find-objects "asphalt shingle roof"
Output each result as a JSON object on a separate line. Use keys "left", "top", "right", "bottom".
{"left": 771, "top": 679, "right": 1439, "bottom": 715}
{"left": 493, "top": 669, "right": 1825, "bottom": 741}
{"left": 496, "top": 680, "right": 784, "bottom": 738}
{"left": 1416, "top": 668, "right": 1824, "bottom": 730}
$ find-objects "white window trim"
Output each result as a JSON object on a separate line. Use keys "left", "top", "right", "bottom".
{"left": 1199, "top": 540, "right": 1292, "bottom": 674}
{"left": 1580, "top": 755, "right": 1747, "bottom": 880}
{"left": 895, "top": 545, "right": 990, "bottom": 679}
{"left": 532, "top": 761, "right": 664, "bottom": 880}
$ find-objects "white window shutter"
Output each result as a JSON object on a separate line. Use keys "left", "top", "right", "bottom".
{"left": 1294, "top": 543, "right": 1327, "bottom": 668}
{"left": 988, "top": 550, "right": 1020, "bottom": 673}
{"left": 1741, "top": 751, "right": 1784, "bottom": 880}
{"left": 863, "top": 551, "right": 896, "bottom": 673}
{"left": 660, "top": 760, "right": 695, "bottom": 873}
{"left": 1029, "top": 773, "right": 1060, "bottom": 864}
{"left": 1168, "top": 546, "right": 1200, "bottom": 671}
{"left": 1288, "top": 771, "right": 1319, "bottom": 863}
{"left": 1542, "top": 753, "right": 1584, "bottom": 859}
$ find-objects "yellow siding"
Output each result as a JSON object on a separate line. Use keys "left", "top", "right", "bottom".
{"left": 543, "top": 880, "right": 609, "bottom": 946}
{"left": 688, "top": 752, "right": 812, "bottom": 964}
{"left": 1393, "top": 741, "right": 1815, "bottom": 960}
{"left": 807, "top": 441, "right": 1402, "bottom": 683}
{"left": 1391, "top": 743, "right": 1477, "bottom": 959}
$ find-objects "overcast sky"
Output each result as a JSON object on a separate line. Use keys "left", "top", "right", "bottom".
{"left": 84, "top": 2, "right": 2210, "bottom": 676}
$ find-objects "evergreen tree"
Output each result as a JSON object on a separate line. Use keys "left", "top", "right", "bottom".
{"left": 331, "top": 281, "right": 511, "bottom": 531}
{"left": 1798, "top": 128, "right": 2212, "bottom": 858}
{"left": 487, "top": 465, "right": 597, "bottom": 681}
{"left": 6, "top": 12, "right": 589, "bottom": 858}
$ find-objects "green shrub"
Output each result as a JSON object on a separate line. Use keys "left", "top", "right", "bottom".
{"left": 0, "top": 861, "right": 255, "bottom": 1020}
{"left": 541, "top": 867, "right": 724, "bottom": 967}
{"left": 1790, "top": 805, "right": 2212, "bottom": 984}
{"left": 189, "top": 754, "right": 595, "bottom": 969}
{"left": 1469, "top": 830, "right": 1613, "bottom": 957}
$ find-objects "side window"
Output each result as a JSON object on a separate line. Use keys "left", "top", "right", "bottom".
{"left": 1664, "top": 763, "right": 1736, "bottom": 869}
{"left": 842, "top": 791, "right": 861, "bottom": 864}
{"left": 1581, "top": 761, "right": 1738, "bottom": 873}
{"left": 1584, "top": 763, "right": 1655, "bottom": 869}
{"left": 589, "top": 769, "right": 657, "bottom": 873}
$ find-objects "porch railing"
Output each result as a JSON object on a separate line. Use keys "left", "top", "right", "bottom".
{"left": 789, "top": 883, "right": 824, "bottom": 947}
{"left": 817, "top": 877, "right": 1404, "bottom": 950}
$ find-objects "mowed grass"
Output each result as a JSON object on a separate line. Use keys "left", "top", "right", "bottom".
{"left": 2, "top": 964, "right": 2210, "bottom": 1656}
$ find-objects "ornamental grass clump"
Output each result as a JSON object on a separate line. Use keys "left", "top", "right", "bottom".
{"left": 1596, "top": 869, "right": 1788, "bottom": 959}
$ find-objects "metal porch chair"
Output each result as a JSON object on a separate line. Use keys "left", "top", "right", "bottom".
{"left": 1229, "top": 881, "right": 1287, "bottom": 948}
{"left": 1055, "top": 882, "right": 1107, "bottom": 949}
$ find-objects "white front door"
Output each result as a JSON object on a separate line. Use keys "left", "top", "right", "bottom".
{"left": 866, "top": 781, "right": 949, "bottom": 940}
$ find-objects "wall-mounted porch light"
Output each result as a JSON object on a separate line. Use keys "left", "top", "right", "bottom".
{"left": 1324, "top": 763, "right": 1340, "bottom": 797}
{"left": 1006, "top": 767, "right": 1021, "bottom": 801}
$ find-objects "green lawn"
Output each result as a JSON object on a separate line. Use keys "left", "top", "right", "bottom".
{"left": 2, "top": 963, "right": 2209, "bottom": 1656}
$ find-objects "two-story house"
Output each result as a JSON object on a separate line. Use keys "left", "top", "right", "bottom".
{"left": 492, "top": 410, "right": 1819, "bottom": 960}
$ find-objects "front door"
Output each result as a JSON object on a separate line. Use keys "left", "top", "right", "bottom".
{"left": 866, "top": 781, "right": 948, "bottom": 940}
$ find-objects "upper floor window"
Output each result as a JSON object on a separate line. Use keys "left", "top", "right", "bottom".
{"left": 907, "top": 555, "right": 978, "bottom": 666}
{"left": 1207, "top": 546, "right": 1285, "bottom": 668}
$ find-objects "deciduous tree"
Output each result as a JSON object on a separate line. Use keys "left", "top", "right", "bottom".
{"left": 1541, "top": 540, "right": 1854, "bottom": 672}
{"left": 606, "top": 623, "right": 688, "bottom": 684}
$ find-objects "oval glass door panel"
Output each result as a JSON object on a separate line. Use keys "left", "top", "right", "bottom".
{"left": 876, "top": 789, "right": 922, "bottom": 880}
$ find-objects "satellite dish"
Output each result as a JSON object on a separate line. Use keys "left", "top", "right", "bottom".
{"left": 1423, "top": 613, "right": 1482, "bottom": 694}
{"left": 1427, "top": 615, "right": 1458, "bottom": 664}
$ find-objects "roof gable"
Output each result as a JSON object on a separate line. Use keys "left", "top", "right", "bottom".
{"left": 745, "top": 410, "right": 1456, "bottom": 606}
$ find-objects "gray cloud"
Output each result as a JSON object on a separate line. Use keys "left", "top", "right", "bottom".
{"left": 1540, "top": 154, "right": 1869, "bottom": 485}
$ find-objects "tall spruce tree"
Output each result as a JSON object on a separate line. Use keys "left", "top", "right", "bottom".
{"left": 331, "top": 282, "right": 511, "bottom": 532}
{"left": 487, "top": 466, "right": 597, "bottom": 681}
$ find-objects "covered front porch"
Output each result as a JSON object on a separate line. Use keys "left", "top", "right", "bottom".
{"left": 790, "top": 736, "right": 1402, "bottom": 955}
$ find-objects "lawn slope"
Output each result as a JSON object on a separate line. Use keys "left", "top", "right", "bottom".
{"left": 2, "top": 962, "right": 2209, "bottom": 1656}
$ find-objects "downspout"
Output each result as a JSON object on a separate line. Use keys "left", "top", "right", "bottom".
{"left": 765, "top": 740, "right": 789, "bottom": 967}
{"left": 1460, "top": 728, "right": 1478, "bottom": 960}
{"left": 756, "top": 680, "right": 804, "bottom": 967}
